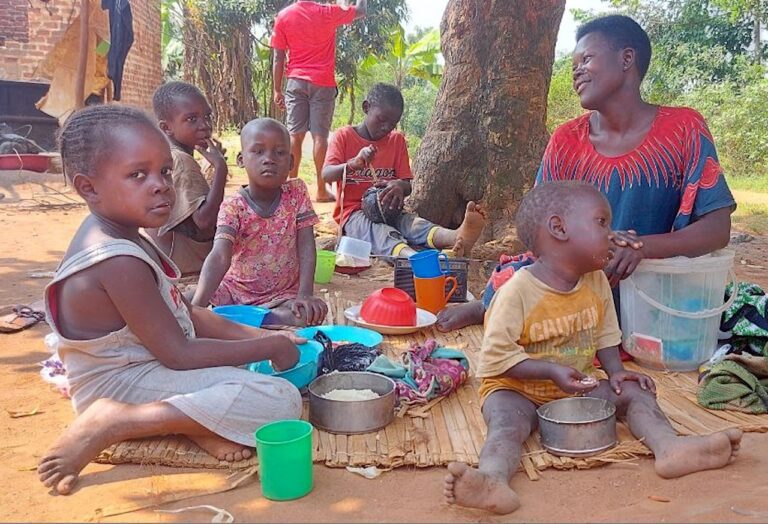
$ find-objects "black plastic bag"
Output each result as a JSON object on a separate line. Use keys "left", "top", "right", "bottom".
{"left": 314, "top": 331, "right": 380, "bottom": 374}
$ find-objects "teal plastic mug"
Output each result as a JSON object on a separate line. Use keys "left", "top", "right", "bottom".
{"left": 254, "top": 419, "right": 313, "bottom": 501}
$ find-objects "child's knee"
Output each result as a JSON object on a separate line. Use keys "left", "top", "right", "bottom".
{"left": 274, "top": 380, "right": 303, "bottom": 419}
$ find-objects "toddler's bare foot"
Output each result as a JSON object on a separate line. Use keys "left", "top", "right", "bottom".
{"left": 38, "top": 398, "right": 130, "bottom": 495}
{"left": 453, "top": 202, "right": 487, "bottom": 257}
{"left": 443, "top": 462, "right": 520, "bottom": 514}
{"left": 654, "top": 428, "right": 742, "bottom": 479}
{"left": 190, "top": 434, "right": 253, "bottom": 462}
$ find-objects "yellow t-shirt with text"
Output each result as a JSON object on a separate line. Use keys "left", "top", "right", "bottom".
{"left": 477, "top": 268, "right": 622, "bottom": 405}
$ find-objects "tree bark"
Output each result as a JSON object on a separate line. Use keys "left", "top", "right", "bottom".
{"left": 409, "top": 0, "right": 566, "bottom": 241}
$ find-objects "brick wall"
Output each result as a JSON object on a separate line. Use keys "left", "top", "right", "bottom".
{"left": 0, "top": 0, "right": 161, "bottom": 111}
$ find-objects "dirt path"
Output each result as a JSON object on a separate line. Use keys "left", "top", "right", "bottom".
{"left": 1, "top": 174, "right": 767, "bottom": 522}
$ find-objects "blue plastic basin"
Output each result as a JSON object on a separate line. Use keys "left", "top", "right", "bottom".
{"left": 295, "top": 325, "right": 383, "bottom": 348}
{"left": 212, "top": 305, "right": 270, "bottom": 328}
{"left": 246, "top": 340, "right": 323, "bottom": 389}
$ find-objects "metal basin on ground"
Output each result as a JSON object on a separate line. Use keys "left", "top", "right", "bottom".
{"left": 537, "top": 397, "right": 618, "bottom": 457}
{"left": 308, "top": 372, "right": 396, "bottom": 434}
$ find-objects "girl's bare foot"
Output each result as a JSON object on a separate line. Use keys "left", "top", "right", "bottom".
{"left": 37, "top": 398, "right": 130, "bottom": 495}
{"left": 654, "top": 428, "right": 742, "bottom": 479}
{"left": 453, "top": 202, "right": 487, "bottom": 257}
{"left": 189, "top": 434, "right": 253, "bottom": 462}
{"left": 443, "top": 462, "right": 520, "bottom": 514}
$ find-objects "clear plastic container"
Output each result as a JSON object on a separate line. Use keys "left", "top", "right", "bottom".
{"left": 619, "top": 250, "right": 736, "bottom": 371}
{"left": 336, "top": 236, "right": 371, "bottom": 266}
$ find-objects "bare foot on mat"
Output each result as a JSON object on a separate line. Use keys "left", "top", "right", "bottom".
{"left": 443, "top": 462, "right": 520, "bottom": 514}
{"left": 38, "top": 399, "right": 129, "bottom": 495}
{"left": 190, "top": 434, "right": 253, "bottom": 462}
{"left": 654, "top": 428, "right": 742, "bottom": 479}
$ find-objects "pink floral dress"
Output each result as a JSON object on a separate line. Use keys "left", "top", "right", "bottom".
{"left": 211, "top": 179, "right": 319, "bottom": 306}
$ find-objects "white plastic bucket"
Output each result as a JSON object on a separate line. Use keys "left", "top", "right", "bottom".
{"left": 619, "top": 249, "right": 736, "bottom": 372}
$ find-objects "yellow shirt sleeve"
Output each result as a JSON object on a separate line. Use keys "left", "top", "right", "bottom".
{"left": 589, "top": 271, "right": 623, "bottom": 350}
{"left": 476, "top": 275, "right": 529, "bottom": 378}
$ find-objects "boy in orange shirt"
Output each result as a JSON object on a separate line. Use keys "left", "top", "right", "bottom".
{"left": 322, "top": 83, "right": 486, "bottom": 257}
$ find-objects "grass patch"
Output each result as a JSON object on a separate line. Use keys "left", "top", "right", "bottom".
{"left": 727, "top": 175, "right": 768, "bottom": 193}
{"left": 733, "top": 202, "right": 768, "bottom": 235}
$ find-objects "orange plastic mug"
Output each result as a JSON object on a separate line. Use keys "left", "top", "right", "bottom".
{"left": 413, "top": 275, "right": 458, "bottom": 314}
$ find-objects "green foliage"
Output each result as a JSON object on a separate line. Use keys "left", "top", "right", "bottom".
{"left": 546, "top": 56, "right": 584, "bottom": 132}
{"left": 160, "top": 0, "right": 183, "bottom": 80}
{"left": 682, "top": 78, "right": 768, "bottom": 178}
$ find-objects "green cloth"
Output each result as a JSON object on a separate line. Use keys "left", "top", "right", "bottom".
{"left": 698, "top": 359, "right": 768, "bottom": 414}
{"left": 723, "top": 282, "right": 768, "bottom": 339}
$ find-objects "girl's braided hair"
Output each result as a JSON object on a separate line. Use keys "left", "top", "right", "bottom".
{"left": 57, "top": 104, "right": 157, "bottom": 179}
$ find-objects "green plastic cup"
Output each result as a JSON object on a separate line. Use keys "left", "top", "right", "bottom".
{"left": 254, "top": 419, "right": 313, "bottom": 501}
{"left": 314, "top": 250, "right": 336, "bottom": 284}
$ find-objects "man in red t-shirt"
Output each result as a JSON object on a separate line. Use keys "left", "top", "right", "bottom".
{"left": 271, "top": 0, "right": 367, "bottom": 202}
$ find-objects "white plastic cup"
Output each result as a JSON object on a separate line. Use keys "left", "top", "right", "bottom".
{"left": 336, "top": 236, "right": 372, "bottom": 262}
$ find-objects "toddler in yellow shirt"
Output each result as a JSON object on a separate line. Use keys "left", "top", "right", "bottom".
{"left": 443, "top": 181, "right": 742, "bottom": 514}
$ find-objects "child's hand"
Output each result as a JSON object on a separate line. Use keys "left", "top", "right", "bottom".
{"left": 269, "top": 335, "right": 300, "bottom": 372}
{"left": 605, "top": 244, "right": 644, "bottom": 287}
{"left": 196, "top": 138, "right": 227, "bottom": 171}
{"left": 610, "top": 229, "right": 643, "bottom": 250}
{"left": 378, "top": 180, "right": 406, "bottom": 211}
{"left": 291, "top": 295, "right": 328, "bottom": 326}
{"left": 348, "top": 145, "right": 377, "bottom": 171}
{"left": 549, "top": 365, "right": 600, "bottom": 394}
{"left": 608, "top": 370, "right": 656, "bottom": 395}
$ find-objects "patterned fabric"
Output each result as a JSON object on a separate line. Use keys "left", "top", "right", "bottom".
{"left": 481, "top": 106, "right": 736, "bottom": 310}
{"left": 368, "top": 339, "right": 469, "bottom": 406}
{"left": 698, "top": 360, "right": 768, "bottom": 414}
{"left": 537, "top": 106, "right": 735, "bottom": 235}
{"left": 722, "top": 282, "right": 768, "bottom": 339}
{"left": 212, "top": 179, "right": 319, "bottom": 306}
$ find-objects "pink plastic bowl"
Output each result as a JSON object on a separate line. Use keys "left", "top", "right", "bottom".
{"left": 0, "top": 153, "right": 49, "bottom": 172}
{"left": 360, "top": 288, "right": 417, "bottom": 327}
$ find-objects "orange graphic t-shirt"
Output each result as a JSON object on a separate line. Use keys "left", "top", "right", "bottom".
{"left": 477, "top": 268, "right": 622, "bottom": 405}
{"left": 324, "top": 126, "right": 413, "bottom": 225}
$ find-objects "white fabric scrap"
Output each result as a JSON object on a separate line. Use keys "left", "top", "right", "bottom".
{"left": 156, "top": 505, "right": 234, "bottom": 523}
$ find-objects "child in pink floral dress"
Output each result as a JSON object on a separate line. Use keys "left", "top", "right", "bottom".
{"left": 192, "top": 119, "right": 328, "bottom": 326}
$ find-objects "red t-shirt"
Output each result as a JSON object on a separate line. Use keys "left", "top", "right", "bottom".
{"left": 271, "top": 1, "right": 357, "bottom": 88}
{"left": 324, "top": 126, "right": 413, "bottom": 225}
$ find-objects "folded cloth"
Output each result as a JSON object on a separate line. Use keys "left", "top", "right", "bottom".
{"left": 698, "top": 359, "right": 768, "bottom": 414}
{"left": 367, "top": 339, "right": 469, "bottom": 406}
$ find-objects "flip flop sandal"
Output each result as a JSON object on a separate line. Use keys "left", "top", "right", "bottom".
{"left": 0, "top": 305, "right": 46, "bottom": 333}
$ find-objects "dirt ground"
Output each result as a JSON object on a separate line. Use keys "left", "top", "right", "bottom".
{"left": 2, "top": 172, "right": 768, "bottom": 522}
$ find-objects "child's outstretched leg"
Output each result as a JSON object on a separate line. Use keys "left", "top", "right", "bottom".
{"left": 38, "top": 398, "right": 252, "bottom": 495}
{"left": 444, "top": 390, "right": 536, "bottom": 514}
{"left": 588, "top": 381, "right": 742, "bottom": 478}
{"left": 432, "top": 202, "right": 487, "bottom": 257}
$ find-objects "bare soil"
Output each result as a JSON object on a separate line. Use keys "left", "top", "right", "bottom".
{"left": 1, "top": 172, "right": 767, "bottom": 522}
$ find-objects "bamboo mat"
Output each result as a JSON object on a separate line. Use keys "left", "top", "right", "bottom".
{"left": 96, "top": 293, "right": 768, "bottom": 480}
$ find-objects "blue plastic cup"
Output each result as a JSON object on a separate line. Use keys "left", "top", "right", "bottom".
{"left": 409, "top": 249, "right": 449, "bottom": 278}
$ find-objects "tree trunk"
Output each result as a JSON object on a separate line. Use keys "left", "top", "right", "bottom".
{"left": 754, "top": 15, "right": 763, "bottom": 65}
{"left": 409, "top": 0, "right": 565, "bottom": 242}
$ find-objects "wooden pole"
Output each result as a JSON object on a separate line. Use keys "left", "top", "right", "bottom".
{"left": 74, "top": 0, "right": 89, "bottom": 109}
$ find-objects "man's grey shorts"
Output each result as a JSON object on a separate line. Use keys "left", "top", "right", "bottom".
{"left": 285, "top": 78, "right": 337, "bottom": 138}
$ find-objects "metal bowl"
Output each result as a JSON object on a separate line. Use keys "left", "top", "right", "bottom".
{"left": 308, "top": 372, "right": 396, "bottom": 434}
{"left": 537, "top": 397, "right": 618, "bottom": 458}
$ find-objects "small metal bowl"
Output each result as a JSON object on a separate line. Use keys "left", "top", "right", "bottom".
{"left": 537, "top": 397, "right": 618, "bottom": 458}
{"left": 308, "top": 372, "right": 396, "bottom": 434}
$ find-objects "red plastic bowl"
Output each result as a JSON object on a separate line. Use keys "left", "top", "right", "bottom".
{"left": 360, "top": 288, "right": 417, "bottom": 327}
{"left": 0, "top": 153, "right": 50, "bottom": 172}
